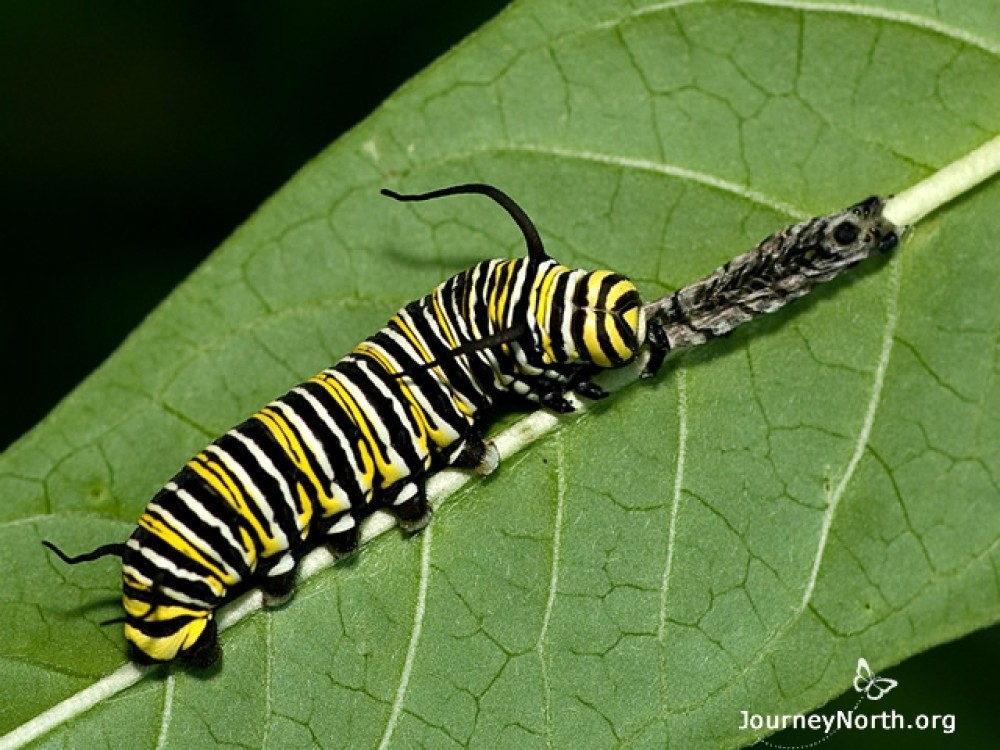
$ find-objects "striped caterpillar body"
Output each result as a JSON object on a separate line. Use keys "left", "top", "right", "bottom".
{"left": 43, "top": 185, "right": 899, "bottom": 667}
{"left": 43, "top": 183, "right": 647, "bottom": 666}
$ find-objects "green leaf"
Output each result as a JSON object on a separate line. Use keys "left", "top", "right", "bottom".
{"left": 3, "top": 1, "right": 999, "bottom": 748}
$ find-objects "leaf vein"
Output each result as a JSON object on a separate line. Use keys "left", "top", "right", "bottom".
{"left": 377, "top": 522, "right": 433, "bottom": 750}
{"left": 615, "top": 0, "right": 1000, "bottom": 57}
{"left": 798, "top": 252, "right": 900, "bottom": 611}
{"left": 536, "top": 433, "right": 565, "bottom": 749}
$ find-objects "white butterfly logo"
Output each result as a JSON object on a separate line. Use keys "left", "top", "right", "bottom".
{"left": 853, "top": 657, "right": 897, "bottom": 701}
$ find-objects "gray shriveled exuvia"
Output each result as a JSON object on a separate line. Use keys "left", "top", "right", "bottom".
{"left": 641, "top": 196, "right": 900, "bottom": 377}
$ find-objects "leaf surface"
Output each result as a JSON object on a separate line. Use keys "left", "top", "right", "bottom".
{"left": 2, "top": 1, "right": 999, "bottom": 747}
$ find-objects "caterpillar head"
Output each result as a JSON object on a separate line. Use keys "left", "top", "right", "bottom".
{"left": 536, "top": 267, "right": 646, "bottom": 369}
{"left": 571, "top": 270, "right": 646, "bottom": 367}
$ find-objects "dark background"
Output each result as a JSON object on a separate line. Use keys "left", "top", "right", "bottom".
{"left": 0, "top": 0, "right": 509, "bottom": 450}
{"left": 0, "top": 2, "right": 995, "bottom": 747}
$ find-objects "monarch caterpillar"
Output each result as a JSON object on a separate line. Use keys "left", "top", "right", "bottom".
{"left": 42, "top": 183, "right": 648, "bottom": 667}
{"left": 43, "top": 184, "right": 898, "bottom": 667}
